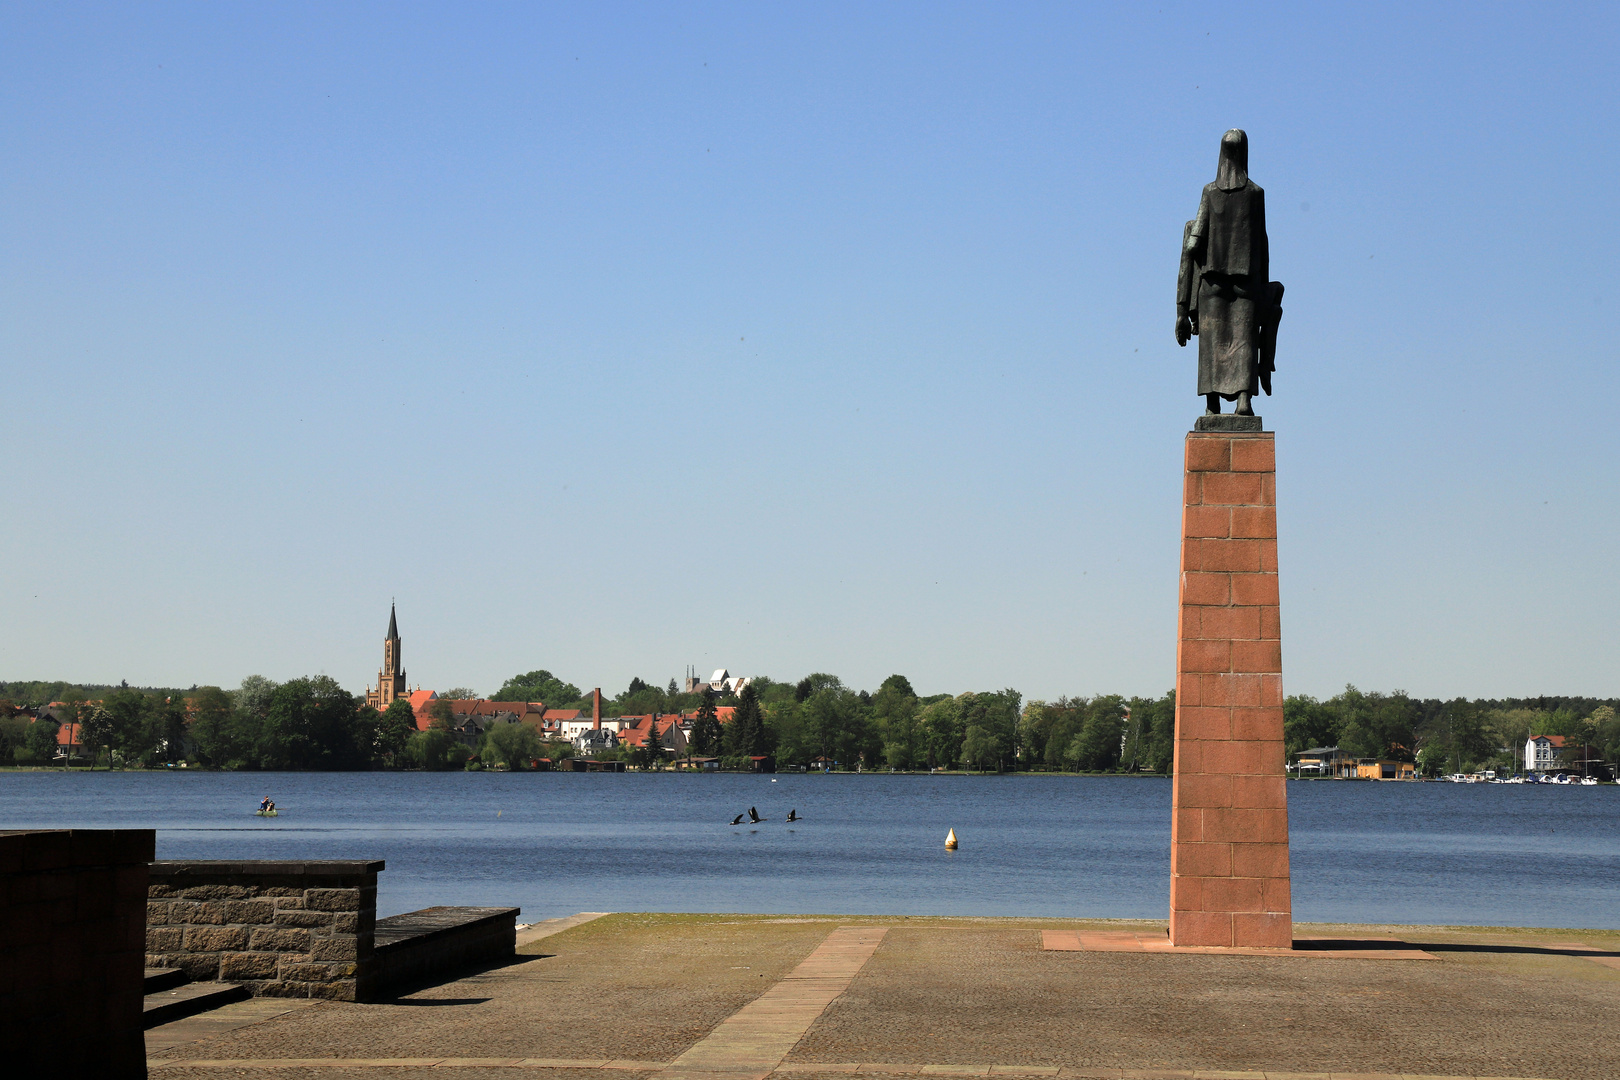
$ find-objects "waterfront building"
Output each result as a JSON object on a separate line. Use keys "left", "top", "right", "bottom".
{"left": 1524, "top": 734, "right": 1582, "bottom": 773}
{"left": 1293, "top": 746, "right": 1355, "bottom": 777}
{"left": 573, "top": 728, "right": 617, "bottom": 755}
{"left": 1355, "top": 758, "right": 1417, "bottom": 780}
{"left": 1524, "top": 733, "right": 1604, "bottom": 776}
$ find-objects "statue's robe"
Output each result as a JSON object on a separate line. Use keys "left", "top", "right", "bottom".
{"left": 1187, "top": 179, "right": 1269, "bottom": 397}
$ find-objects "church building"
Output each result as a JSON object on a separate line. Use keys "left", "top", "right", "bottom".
{"left": 366, "top": 604, "right": 409, "bottom": 710}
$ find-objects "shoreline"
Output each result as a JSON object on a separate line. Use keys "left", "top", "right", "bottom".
{"left": 3, "top": 764, "right": 1611, "bottom": 782}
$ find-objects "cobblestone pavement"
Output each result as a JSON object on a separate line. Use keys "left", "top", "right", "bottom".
{"left": 147, "top": 915, "right": 1620, "bottom": 1080}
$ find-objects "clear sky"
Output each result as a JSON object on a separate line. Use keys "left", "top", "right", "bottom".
{"left": 3, "top": 3, "right": 1617, "bottom": 703}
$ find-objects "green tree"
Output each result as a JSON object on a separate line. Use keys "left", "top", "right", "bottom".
{"left": 1033, "top": 698, "right": 1086, "bottom": 771}
{"left": 428, "top": 698, "right": 456, "bottom": 729}
{"left": 77, "top": 704, "right": 117, "bottom": 768}
{"left": 233, "top": 675, "right": 276, "bottom": 709}
{"left": 726, "top": 684, "right": 769, "bottom": 759}
{"left": 689, "top": 695, "right": 722, "bottom": 756}
{"left": 494, "top": 670, "right": 581, "bottom": 704}
{"left": 376, "top": 699, "right": 419, "bottom": 764}
{"left": 99, "top": 689, "right": 155, "bottom": 758}
{"left": 749, "top": 677, "right": 797, "bottom": 707}
{"left": 1068, "top": 696, "right": 1127, "bottom": 771}
{"left": 800, "top": 688, "right": 849, "bottom": 764}
{"left": 1123, "top": 693, "right": 1175, "bottom": 773}
{"left": 958, "top": 690, "right": 1021, "bottom": 772}
{"left": 22, "top": 718, "right": 60, "bottom": 764}
{"left": 960, "top": 725, "right": 1003, "bottom": 771}
{"left": 872, "top": 676, "right": 921, "bottom": 770}
{"left": 149, "top": 695, "right": 188, "bottom": 765}
{"left": 1436, "top": 699, "right": 1494, "bottom": 773}
{"left": 1590, "top": 705, "right": 1619, "bottom": 776}
{"left": 406, "top": 727, "right": 467, "bottom": 770}
{"left": 1283, "top": 694, "right": 1340, "bottom": 756}
{"left": 1331, "top": 685, "right": 1419, "bottom": 761}
{"left": 763, "top": 699, "right": 810, "bottom": 766}
{"left": 919, "top": 697, "right": 965, "bottom": 769}
{"left": 225, "top": 676, "right": 279, "bottom": 768}
{"left": 481, "top": 721, "right": 543, "bottom": 769}
{"left": 189, "top": 686, "right": 237, "bottom": 766}
{"left": 258, "top": 676, "right": 370, "bottom": 770}
{"left": 796, "top": 673, "right": 842, "bottom": 701}
{"left": 0, "top": 714, "right": 29, "bottom": 765}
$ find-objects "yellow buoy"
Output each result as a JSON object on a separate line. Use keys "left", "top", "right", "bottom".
{"left": 944, "top": 828, "right": 958, "bottom": 849}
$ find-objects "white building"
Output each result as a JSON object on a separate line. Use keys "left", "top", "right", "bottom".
{"left": 683, "top": 668, "right": 751, "bottom": 695}
{"left": 1525, "top": 734, "right": 1568, "bottom": 772}
{"left": 573, "top": 728, "right": 618, "bottom": 754}
{"left": 559, "top": 717, "right": 626, "bottom": 740}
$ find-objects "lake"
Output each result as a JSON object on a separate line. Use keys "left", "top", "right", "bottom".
{"left": 2, "top": 771, "right": 1616, "bottom": 928}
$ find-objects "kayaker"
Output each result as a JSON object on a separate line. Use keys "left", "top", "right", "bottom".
{"left": 259, "top": 796, "right": 272, "bottom": 813}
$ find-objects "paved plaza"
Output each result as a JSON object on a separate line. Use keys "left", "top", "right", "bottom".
{"left": 146, "top": 913, "right": 1620, "bottom": 1080}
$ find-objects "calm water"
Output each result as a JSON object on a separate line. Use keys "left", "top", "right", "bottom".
{"left": 3, "top": 771, "right": 1616, "bottom": 927}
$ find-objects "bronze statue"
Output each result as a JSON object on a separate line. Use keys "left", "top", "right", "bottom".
{"left": 1176, "top": 130, "right": 1284, "bottom": 417}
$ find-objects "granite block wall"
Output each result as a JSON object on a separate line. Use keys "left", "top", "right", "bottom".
{"left": 147, "top": 860, "right": 383, "bottom": 1001}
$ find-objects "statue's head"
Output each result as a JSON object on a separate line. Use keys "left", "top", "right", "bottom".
{"left": 1216, "top": 129, "right": 1249, "bottom": 191}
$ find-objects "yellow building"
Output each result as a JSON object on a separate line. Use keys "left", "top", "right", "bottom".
{"left": 1355, "top": 758, "right": 1416, "bottom": 780}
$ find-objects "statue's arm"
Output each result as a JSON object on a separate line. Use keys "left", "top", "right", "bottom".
{"left": 1186, "top": 190, "right": 1209, "bottom": 256}
{"left": 1175, "top": 219, "right": 1197, "bottom": 346}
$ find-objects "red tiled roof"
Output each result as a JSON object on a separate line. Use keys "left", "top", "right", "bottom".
{"left": 407, "top": 698, "right": 551, "bottom": 733}
{"left": 618, "top": 715, "right": 683, "bottom": 748}
{"left": 543, "top": 709, "right": 580, "bottom": 721}
{"left": 449, "top": 699, "right": 543, "bottom": 717}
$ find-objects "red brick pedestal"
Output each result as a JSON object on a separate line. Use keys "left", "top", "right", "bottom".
{"left": 1169, "top": 429, "right": 1291, "bottom": 949}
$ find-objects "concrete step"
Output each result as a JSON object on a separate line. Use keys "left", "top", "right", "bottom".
{"left": 374, "top": 905, "right": 519, "bottom": 994}
{"left": 144, "top": 966, "right": 188, "bottom": 993}
{"left": 143, "top": 980, "right": 249, "bottom": 1028}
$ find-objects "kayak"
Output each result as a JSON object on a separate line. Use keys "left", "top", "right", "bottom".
{"left": 255, "top": 809, "right": 279, "bottom": 817}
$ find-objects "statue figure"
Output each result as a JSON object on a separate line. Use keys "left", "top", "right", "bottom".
{"left": 1176, "top": 130, "right": 1284, "bottom": 416}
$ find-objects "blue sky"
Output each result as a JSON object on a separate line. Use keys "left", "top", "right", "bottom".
{"left": 3, "top": 3, "right": 1616, "bottom": 702}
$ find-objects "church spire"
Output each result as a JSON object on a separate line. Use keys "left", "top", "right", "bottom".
{"left": 368, "top": 602, "right": 407, "bottom": 710}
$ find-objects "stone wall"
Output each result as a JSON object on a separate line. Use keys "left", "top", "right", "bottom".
{"left": 0, "top": 829, "right": 153, "bottom": 1080}
{"left": 147, "top": 860, "right": 383, "bottom": 1001}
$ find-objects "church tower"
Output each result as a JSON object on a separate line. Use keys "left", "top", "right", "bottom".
{"left": 367, "top": 604, "right": 408, "bottom": 710}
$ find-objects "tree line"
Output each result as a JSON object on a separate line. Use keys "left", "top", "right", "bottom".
{"left": 1284, "top": 687, "right": 1620, "bottom": 776}
{"left": 2, "top": 676, "right": 1616, "bottom": 775}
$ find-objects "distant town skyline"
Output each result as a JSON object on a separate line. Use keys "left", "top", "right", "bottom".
{"left": 3, "top": 5, "right": 1617, "bottom": 701}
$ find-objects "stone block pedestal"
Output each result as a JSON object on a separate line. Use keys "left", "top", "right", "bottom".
{"left": 1169, "top": 429, "right": 1291, "bottom": 948}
